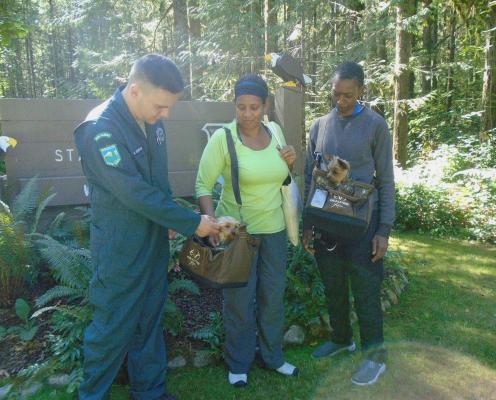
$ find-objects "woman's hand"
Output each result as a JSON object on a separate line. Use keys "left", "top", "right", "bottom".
{"left": 302, "top": 229, "right": 314, "bottom": 255}
{"left": 278, "top": 145, "right": 296, "bottom": 170}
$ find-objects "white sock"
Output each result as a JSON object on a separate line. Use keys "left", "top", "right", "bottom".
{"left": 276, "top": 362, "right": 298, "bottom": 376}
{"left": 228, "top": 372, "right": 247, "bottom": 385}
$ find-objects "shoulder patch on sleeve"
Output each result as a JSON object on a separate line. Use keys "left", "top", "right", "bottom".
{"left": 99, "top": 144, "right": 121, "bottom": 167}
{"left": 94, "top": 132, "right": 113, "bottom": 142}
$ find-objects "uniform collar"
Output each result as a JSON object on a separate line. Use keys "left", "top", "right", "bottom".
{"left": 110, "top": 86, "right": 140, "bottom": 128}
{"left": 110, "top": 86, "right": 156, "bottom": 142}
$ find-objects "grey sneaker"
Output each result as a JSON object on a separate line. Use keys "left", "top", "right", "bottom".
{"left": 311, "top": 341, "right": 356, "bottom": 358}
{"left": 351, "top": 359, "right": 386, "bottom": 386}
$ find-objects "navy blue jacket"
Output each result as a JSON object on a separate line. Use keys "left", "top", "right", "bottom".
{"left": 74, "top": 88, "right": 200, "bottom": 273}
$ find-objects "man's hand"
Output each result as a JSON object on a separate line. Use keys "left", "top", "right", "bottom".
{"left": 302, "top": 229, "right": 314, "bottom": 255}
{"left": 371, "top": 234, "right": 388, "bottom": 263}
{"left": 168, "top": 229, "right": 177, "bottom": 240}
{"left": 278, "top": 145, "right": 296, "bottom": 170}
{"left": 195, "top": 215, "right": 220, "bottom": 238}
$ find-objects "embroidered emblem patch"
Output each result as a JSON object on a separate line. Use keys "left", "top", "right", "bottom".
{"left": 99, "top": 144, "right": 121, "bottom": 167}
{"left": 187, "top": 248, "right": 201, "bottom": 268}
{"left": 94, "top": 132, "right": 112, "bottom": 142}
{"left": 156, "top": 127, "right": 165, "bottom": 145}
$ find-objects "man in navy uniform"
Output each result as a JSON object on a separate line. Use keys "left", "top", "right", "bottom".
{"left": 75, "top": 54, "right": 220, "bottom": 400}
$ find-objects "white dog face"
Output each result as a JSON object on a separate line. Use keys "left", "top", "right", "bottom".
{"left": 326, "top": 155, "right": 350, "bottom": 185}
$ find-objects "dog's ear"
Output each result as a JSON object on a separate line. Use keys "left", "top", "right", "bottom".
{"left": 336, "top": 158, "right": 349, "bottom": 170}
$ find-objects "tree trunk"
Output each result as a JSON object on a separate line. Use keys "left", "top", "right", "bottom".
{"left": 67, "top": 26, "right": 77, "bottom": 87}
{"left": 48, "top": 0, "right": 60, "bottom": 96}
{"left": 393, "top": 0, "right": 415, "bottom": 168}
{"left": 421, "top": 0, "right": 433, "bottom": 94}
{"left": 481, "top": 1, "right": 496, "bottom": 140}
{"left": 25, "top": 33, "right": 36, "bottom": 97}
{"left": 173, "top": 0, "right": 190, "bottom": 99}
{"left": 188, "top": 0, "right": 202, "bottom": 99}
{"left": 14, "top": 40, "right": 25, "bottom": 97}
{"left": 431, "top": 5, "right": 438, "bottom": 90}
{"left": 265, "top": 0, "right": 278, "bottom": 54}
{"left": 250, "top": 0, "right": 264, "bottom": 73}
{"left": 446, "top": 9, "right": 456, "bottom": 111}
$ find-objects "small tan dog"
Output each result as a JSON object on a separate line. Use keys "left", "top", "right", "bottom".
{"left": 217, "top": 216, "right": 242, "bottom": 243}
{"left": 325, "top": 155, "right": 350, "bottom": 185}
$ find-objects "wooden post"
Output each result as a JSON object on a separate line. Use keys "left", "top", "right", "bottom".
{"left": 272, "top": 87, "right": 305, "bottom": 190}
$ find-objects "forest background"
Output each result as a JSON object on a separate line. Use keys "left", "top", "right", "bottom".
{"left": 0, "top": 0, "right": 495, "bottom": 238}
{"left": 0, "top": 1, "right": 495, "bottom": 396}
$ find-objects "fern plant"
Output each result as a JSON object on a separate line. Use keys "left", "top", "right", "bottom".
{"left": 19, "top": 234, "right": 94, "bottom": 392}
{"left": 0, "top": 176, "right": 58, "bottom": 306}
{"left": 190, "top": 311, "right": 224, "bottom": 356}
{"left": 35, "top": 235, "right": 92, "bottom": 307}
{"left": 0, "top": 202, "right": 31, "bottom": 306}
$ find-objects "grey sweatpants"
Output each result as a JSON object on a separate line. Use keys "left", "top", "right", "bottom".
{"left": 223, "top": 229, "right": 287, "bottom": 374}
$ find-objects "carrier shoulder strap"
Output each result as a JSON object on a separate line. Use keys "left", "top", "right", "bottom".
{"left": 224, "top": 127, "right": 242, "bottom": 206}
{"left": 315, "top": 113, "right": 331, "bottom": 157}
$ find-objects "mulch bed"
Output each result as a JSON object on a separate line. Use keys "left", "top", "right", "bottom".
{"left": 168, "top": 285, "right": 223, "bottom": 350}
{"left": 0, "top": 274, "right": 223, "bottom": 377}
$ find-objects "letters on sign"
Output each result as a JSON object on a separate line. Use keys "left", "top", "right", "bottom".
{"left": 54, "top": 148, "right": 81, "bottom": 162}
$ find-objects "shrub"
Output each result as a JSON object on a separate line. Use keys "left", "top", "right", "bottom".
{"left": 395, "top": 184, "right": 469, "bottom": 236}
{"left": 394, "top": 142, "right": 496, "bottom": 243}
{"left": 163, "top": 277, "right": 200, "bottom": 337}
{"left": 0, "top": 177, "right": 57, "bottom": 306}
{"left": 284, "top": 244, "right": 327, "bottom": 329}
{"left": 190, "top": 311, "right": 224, "bottom": 357}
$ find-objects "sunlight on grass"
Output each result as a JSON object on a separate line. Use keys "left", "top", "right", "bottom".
{"left": 19, "top": 233, "right": 496, "bottom": 400}
{"left": 312, "top": 342, "right": 496, "bottom": 400}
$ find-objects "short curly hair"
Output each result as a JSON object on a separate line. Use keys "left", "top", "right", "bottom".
{"left": 332, "top": 62, "right": 365, "bottom": 87}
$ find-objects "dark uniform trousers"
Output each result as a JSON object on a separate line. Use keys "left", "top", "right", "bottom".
{"left": 314, "top": 211, "right": 386, "bottom": 362}
{"left": 75, "top": 88, "right": 200, "bottom": 400}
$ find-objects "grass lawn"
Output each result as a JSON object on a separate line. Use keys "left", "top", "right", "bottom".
{"left": 24, "top": 233, "right": 496, "bottom": 399}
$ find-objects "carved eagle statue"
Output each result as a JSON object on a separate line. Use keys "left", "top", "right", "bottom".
{"left": 0, "top": 136, "right": 17, "bottom": 153}
{"left": 265, "top": 53, "right": 312, "bottom": 87}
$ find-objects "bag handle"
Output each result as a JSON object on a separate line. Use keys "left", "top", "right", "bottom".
{"left": 269, "top": 121, "right": 284, "bottom": 149}
{"left": 266, "top": 122, "right": 292, "bottom": 186}
{"left": 224, "top": 127, "right": 242, "bottom": 206}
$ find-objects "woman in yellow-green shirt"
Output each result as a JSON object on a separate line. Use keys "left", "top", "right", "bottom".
{"left": 196, "top": 74, "right": 298, "bottom": 387}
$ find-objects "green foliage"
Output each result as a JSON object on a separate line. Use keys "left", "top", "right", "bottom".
{"left": 284, "top": 244, "right": 327, "bottom": 329}
{"left": 395, "top": 184, "right": 468, "bottom": 236}
{"left": 0, "top": 0, "right": 28, "bottom": 46}
{"left": 395, "top": 142, "right": 496, "bottom": 242}
{"left": 0, "top": 176, "right": 57, "bottom": 306}
{"left": 6, "top": 298, "right": 39, "bottom": 341}
{"left": 0, "top": 202, "right": 32, "bottom": 306}
{"left": 48, "top": 305, "right": 92, "bottom": 371}
{"left": 190, "top": 311, "right": 224, "bottom": 356}
{"left": 163, "top": 278, "right": 200, "bottom": 337}
{"left": 26, "top": 232, "right": 93, "bottom": 391}
{"left": 35, "top": 235, "right": 92, "bottom": 307}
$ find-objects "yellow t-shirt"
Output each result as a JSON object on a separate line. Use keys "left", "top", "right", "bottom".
{"left": 195, "top": 120, "right": 289, "bottom": 234}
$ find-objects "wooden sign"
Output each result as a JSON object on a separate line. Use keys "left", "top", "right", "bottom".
{"left": 0, "top": 88, "right": 303, "bottom": 206}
